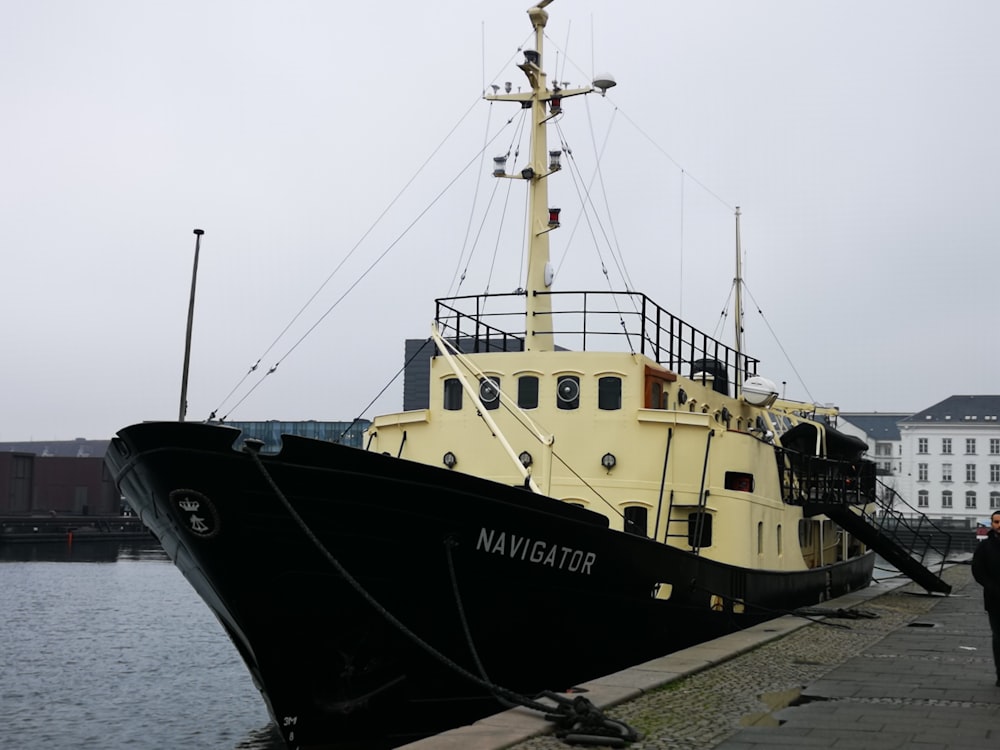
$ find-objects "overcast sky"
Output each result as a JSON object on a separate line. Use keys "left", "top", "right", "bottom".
{"left": 2, "top": 0, "right": 998, "bottom": 441}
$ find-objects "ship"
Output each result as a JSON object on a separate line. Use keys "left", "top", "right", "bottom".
{"left": 105, "top": 2, "right": 952, "bottom": 748}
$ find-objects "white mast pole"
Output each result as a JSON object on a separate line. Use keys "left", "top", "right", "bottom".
{"left": 523, "top": 3, "right": 554, "bottom": 352}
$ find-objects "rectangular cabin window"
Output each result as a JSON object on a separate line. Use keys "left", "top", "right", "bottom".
{"left": 623, "top": 506, "right": 648, "bottom": 537}
{"left": 598, "top": 376, "right": 622, "bottom": 410}
{"left": 443, "top": 378, "right": 463, "bottom": 410}
{"left": 518, "top": 376, "right": 539, "bottom": 409}
{"left": 645, "top": 378, "right": 669, "bottom": 409}
{"left": 556, "top": 375, "right": 580, "bottom": 410}
{"left": 687, "top": 511, "right": 712, "bottom": 549}
{"left": 479, "top": 376, "right": 500, "bottom": 411}
{"left": 648, "top": 381, "right": 662, "bottom": 409}
{"left": 725, "top": 471, "right": 754, "bottom": 492}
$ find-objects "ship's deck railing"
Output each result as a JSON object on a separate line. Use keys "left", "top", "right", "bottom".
{"left": 434, "top": 290, "right": 759, "bottom": 386}
{"left": 775, "top": 449, "right": 874, "bottom": 507}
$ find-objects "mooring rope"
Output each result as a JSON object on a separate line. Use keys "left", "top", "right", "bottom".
{"left": 244, "top": 441, "right": 640, "bottom": 746}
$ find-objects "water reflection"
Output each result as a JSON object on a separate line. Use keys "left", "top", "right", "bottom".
{"left": 235, "top": 724, "right": 285, "bottom": 749}
{"left": 0, "top": 539, "right": 167, "bottom": 563}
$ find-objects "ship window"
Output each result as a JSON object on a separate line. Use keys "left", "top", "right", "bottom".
{"left": 725, "top": 471, "right": 754, "bottom": 492}
{"left": 443, "top": 378, "right": 463, "bottom": 410}
{"left": 648, "top": 381, "right": 662, "bottom": 409}
{"left": 623, "top": 506, "right": 648, "bottom": 537}
{"left": 478, "top": 376, "right": 501, "bottom": 411}
{"left": 688, "top": 512, "right": 712, "bottom": 548}
{"left": 598, "top": 376, "right": 622, "bottom": 410}
{"left": 518, "top": 376, "right": 539, "bottom": 409}
{"left": 556, "top": 375, "right": 580, "bottom": 410}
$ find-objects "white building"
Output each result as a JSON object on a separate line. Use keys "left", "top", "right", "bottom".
{"left": 837, "top": 412, "right": 908, "bottom": 504}
{"left": 897, "top": 395, "right": 1000, "bottom": 521}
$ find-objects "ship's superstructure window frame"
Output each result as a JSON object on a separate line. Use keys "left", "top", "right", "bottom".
{"left": 687, "top": 511, "right": 712, "bottom": 548}
{"left": 517, "top": 375, "right": 539, "bottom": 409}
{"left": 648, "top": 380, "right": 663, "bottom": 409}
{"left": 598, "top": 376, "right": 622, "bottom": 411}
{"left": 725, "top": 471, "right": 754, "bottom": 492}
{"left": 479, "top": 376, "right": 501, "bottom": 411}
{"left": 443, "top": 378, "right": 463, "bottom": 410}
{"left": 623, "top": 505, "right": 648, "bottom": 537}
{"left": 556, "top": 375, "right": 580, "bottom": 410}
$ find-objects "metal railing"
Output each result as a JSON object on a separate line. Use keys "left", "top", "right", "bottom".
{"left": 435, "top": 290, "right": 759, "bottom": 388}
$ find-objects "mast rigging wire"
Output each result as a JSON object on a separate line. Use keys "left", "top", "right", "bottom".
{"left": 217, "top": 114, "right": 523, "bottom": 420}
{"left": 213, "top": 40, "right": 534, "bottom": 421}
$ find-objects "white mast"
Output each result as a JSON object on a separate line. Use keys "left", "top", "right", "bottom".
{"left": 485, "top": 1, "right": 594, "bottom": 352}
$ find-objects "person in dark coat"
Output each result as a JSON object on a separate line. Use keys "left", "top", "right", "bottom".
{"left": 972, "top": 510, "right": 1000, "bottom": 686}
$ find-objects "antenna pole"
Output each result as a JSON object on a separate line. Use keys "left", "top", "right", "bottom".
{"left": 179, "top": 229, "right": 204, "bottom": 422}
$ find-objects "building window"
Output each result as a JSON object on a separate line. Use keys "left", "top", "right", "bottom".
{"left": 918, "top": 438, "right": 928, "bottom": 454}
{"left": 757, "top": 521, "right": 763, "bottom": 555}
{"left": 992, "top": 491, "right": 1000, "bottom": 510}
{"left": 917, "top": 490, "right": 929, "bottom": 508}
{"left": 556, "top": 375, "right": 580, "bottom": 410}
{"left": 942, "top": 463, "right": 952, "bottom": 482}
{"left": 478, "top": 376, "right": 501, "bottom": 411}
{"left": 942, "top": 490, "right": 953, "bottom": 508}
{"left": 942, "top": 438, "right": 952, "bottom": 454}
{"left": 967, "top": 438, "right": 977, "bottom": 455}
{"left": 598, "top": 376, "right": 622, "bottom": 410}
{"left": 966, "top": 491, "right": 977, "bottom": 509}
{"left": 623, "top": 506, "right": 648, "bottom": 537}
{"left": 918, "top": 463, "right": 928, "bottom": 481}
{"left": 991, "top": 464, "right": 1000, "bottom": 483}
{"left": 967, "top": 464, "right": 977, "bottom": 482}
{"left": 991, "top": 438, "right": 1000, "bottom": 455}
{"left": 776, "top": 524, "right": 783, "bottom": 556}
{"left": 443, "top": 378, "right": 463, "bottom": 410}
{"left": 517, "top": 376, "right": 539, "bottom": 409}
{"left": 875, "top": 442, "right": 892, "bottom": 457}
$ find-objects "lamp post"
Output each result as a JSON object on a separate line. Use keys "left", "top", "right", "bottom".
{"left": 179, "top": 229, "right": 204, "bottom": 421}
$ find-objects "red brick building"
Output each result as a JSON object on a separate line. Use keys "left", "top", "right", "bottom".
{"left": 0, "top": 442, "right": 119, "bottom": 515}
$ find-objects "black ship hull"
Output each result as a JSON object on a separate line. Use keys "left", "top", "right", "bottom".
{"left": 107, "top": 422, "right": 874, "bottom": 749}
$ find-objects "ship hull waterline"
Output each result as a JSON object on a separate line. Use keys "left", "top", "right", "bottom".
{"left": 107, "top": 421, "right": 875, "bottom": 750}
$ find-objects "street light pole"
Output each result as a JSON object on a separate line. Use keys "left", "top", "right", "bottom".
{"left": 179, "top": 229, "right": 204, "bottom": 422}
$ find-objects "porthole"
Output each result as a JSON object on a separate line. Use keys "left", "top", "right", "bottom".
{"left": 479, "top": 377, "right": 500, "bottom": 410}
{"left": 556, "top": 376, "right": 580, "bottom": 410}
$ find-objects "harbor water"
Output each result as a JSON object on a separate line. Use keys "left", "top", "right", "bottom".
{"left": 0, "top": 541, "right": 282, "bottom": 749}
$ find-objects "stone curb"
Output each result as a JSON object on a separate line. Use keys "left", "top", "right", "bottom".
{"left": 396, "top": 573, "right": 925, "bottom": 750}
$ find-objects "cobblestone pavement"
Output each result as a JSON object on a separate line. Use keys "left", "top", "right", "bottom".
{"left": 508, "top": 564, "right": 975, "bottom": 750}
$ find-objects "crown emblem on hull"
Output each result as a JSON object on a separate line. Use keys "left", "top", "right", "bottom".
{"left": 169, "top": 489, "right": 220, "bottom": 539}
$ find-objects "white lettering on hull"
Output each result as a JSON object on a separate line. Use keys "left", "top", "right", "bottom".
{"left": 476, "top": 528, "right": 596, "bottom": 575}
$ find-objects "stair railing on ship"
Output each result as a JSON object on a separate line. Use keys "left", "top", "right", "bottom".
{"left": 775, "top": 448, "right": 952, "bottom": 583}
{"left": 868, "top": 481, "right": 953, "bottom": 578}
